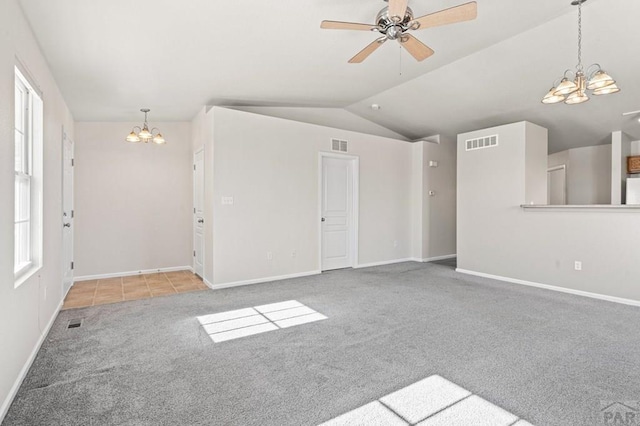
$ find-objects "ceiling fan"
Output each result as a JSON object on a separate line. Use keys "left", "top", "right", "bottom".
{"left": 321, "top": 0, "right": 477, "bottom": 63}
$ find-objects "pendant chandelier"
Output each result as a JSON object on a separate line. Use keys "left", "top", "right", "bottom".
{"left": 541, "top": 0, "right": 620, "bottom": 105}
{"left": 125, "top": 108, "right": 166, "bottom": 144}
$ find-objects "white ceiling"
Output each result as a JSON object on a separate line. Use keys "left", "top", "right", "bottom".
{"left": 17, "top": 0, "right": 640, "bottom": 152}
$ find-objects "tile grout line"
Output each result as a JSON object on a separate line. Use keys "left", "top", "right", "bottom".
{"left": 376, "top": 399, "right": 412, "bottom": 425}
{"left": 91, "top": 281, "right": 98, "bottom": 306}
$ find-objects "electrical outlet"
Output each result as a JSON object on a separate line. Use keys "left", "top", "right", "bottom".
{"left": 393, "top": 240, "right": 398, "bottom": 248}
{"left": 574, "top": 261, "right": 582, "bottom": 271}
{"left": 267, "top": 251, "right": 273, "bottom": 260}
{"left": 291, "top": 250, "right": 297, "bottom": 258}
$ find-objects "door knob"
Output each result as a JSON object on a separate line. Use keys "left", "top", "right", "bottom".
{"left": 63, "top": 223, "right": 71, "bottom": 228}
{"left": 198, "top": 218, "right": 204, "bottom": 224}
{"left": 321, "top": 217, "right": 326, "bottom": 222}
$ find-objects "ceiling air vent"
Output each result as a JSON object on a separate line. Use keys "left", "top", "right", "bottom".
{"left": 331, "top": 138, "right": 348, "bottom": 153}
{"left": 465, "top": 135, "right": 498, "bottom": 151}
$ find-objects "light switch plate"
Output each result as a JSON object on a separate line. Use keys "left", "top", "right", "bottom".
{"left": 222, "top": 196, "right": 234, "bottom": 205}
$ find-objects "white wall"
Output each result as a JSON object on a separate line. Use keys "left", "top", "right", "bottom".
{"left": 74, "top": 122, "right": 192, "bottom": 278}
{"left": 548, "top": 144, "right": 612, "bottom": 205}
{"left": 0, "top": 0, "right": 75, "bottom": 420}
{"left": 207, "top": 107, "right": 414, "bottom": 285}
{"left": 567, "top": 145, "right": 611, "bottom": 205}
{"left": 458, "top": 121, "right": 640, "bottom": 303}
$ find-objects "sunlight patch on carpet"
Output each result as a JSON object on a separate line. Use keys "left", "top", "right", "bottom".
{"left": 320, "top": 375, "right": 533, "bottom": 426}
{"left": 197, "top": 300, "right": 327, "bottom": 343}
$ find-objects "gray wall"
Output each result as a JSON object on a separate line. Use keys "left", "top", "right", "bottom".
{"left": 458, "top": 121, "right": 640, "bottom": 303}
{"left": 422, "top": 136, "right": 457, "bottom": 259}
{"left": 548, "top": 144, "right": 612, "bottom": 205}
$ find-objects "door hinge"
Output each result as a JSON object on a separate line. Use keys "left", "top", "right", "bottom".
{"left": 193, "top": 250, "right": 196, "bottom": 257}
{"left": 71, "top": 210, "right": 75, "bottom": 218}
{"left": 71, "top": 159, "right": 75, "bottom": 167}
{"left": 71, "top": 261, "right": 74, "bottom": 270}
{"left": 194, "top": 208, "right": 196, "bottom": 214}
{"left": 193, "top": 164, "right": 196, "bottom": 171}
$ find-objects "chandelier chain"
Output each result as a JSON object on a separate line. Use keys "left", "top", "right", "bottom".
{"left": 577, "top": 0, "right": 583, "bottom": 71}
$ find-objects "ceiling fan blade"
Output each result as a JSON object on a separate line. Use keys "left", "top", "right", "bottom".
{"left": 409, "top": 1, "right": 477, "bottom": 30}
{"left": 348, "top": 37, "right": 387, "bottom": 63}
{"left": 388, "top": 0, "right": 408, "bottom": 21}
{"left": 398, "top": 35, "right": 435, "bottom": 61}
{"left": 321, "top": 20, "right": 377, "bottom": 31}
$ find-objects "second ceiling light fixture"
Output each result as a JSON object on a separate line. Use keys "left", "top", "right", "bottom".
{"left": 542, "top": 0, "right": 620, "bottom": 105}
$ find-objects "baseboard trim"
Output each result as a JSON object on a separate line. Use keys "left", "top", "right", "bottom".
{"left": 74, "top": 266, "right": 194, "bottom": 282}
{"left": 0, "top": 299, "right": 63, "bottom": 423}
{"left": 456, "top": 268, "right": 640, "bottom": 308}
{"left": 207, "top": 270, "right": 322, "bottom": 291}
{"left": 354, "top": 258, "right": 415, "bottom": 269}
{"left": 417, "top": 254, "right": 457, "bottom": 263}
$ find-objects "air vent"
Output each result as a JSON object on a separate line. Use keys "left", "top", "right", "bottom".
{"left": 68, "top": 318, "right": 83, "bottom": 329}
{"left": 331, "top": 138, "right": 348, "bottom": 153}
{"left": 465, "top": 135, "right": 498, "bottom": 151}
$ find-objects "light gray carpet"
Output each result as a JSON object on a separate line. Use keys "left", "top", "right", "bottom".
{"left": 3, "top": 262, "right": 640, "bottom": 426}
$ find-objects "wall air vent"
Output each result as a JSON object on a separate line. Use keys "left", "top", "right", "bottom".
{"left": 465, "top": 135, "right": 498, "bottom": 151}
{"left": 331, "top": 138, "right": 348, "bottom": 153}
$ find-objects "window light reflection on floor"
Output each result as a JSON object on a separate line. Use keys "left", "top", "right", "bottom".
{"left": 197, "top": 300, "right": 327, "bottom": 343}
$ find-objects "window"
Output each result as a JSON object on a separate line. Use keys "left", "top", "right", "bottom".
{"left": 14, "top": 67, "right": 43, "bottom": 285}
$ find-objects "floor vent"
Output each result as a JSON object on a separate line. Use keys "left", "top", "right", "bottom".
{"left": 465, "top": 135, "right": 498, "bottom": 151}
{"left": 67, "top": 319, "right": 83, "bottom": 329}
{"left": 331, "top": 138, "right": 348, "bottom": 153}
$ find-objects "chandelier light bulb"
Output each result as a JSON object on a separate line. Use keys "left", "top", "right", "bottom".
{"left": 541, "top": 87, "right": 565, "bottom": 104}
{"left": 592, "top": 84, "right": 620, "bottom": 96}
{"left": 553, "top": 78, "right": 579, "bottom": 96}
{"left": 565, "top": 91, "right": 589, "bottom": 105}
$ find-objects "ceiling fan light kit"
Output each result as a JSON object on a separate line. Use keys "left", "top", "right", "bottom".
{"left": 320, "top": 0, "right": 477, "bottom": 63}
{"left": 126, "top": 109, "right": 166, "bottom": 144}
{"left": 541, "top": 0, "right": 620, "bottom": 105}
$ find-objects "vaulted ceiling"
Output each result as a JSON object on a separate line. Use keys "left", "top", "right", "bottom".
{"left": 18, "top": 0, "right": 640, "bottom": 152}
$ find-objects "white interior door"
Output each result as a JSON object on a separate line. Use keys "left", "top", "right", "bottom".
{"left": 548, "top": 166, "right": 567, "bottom": 205}
{"left": 193, "top": 149, "right": 205, "bottom": 277}
{"left": 321, "top": 156, "right": 355, "bottom": 271}
{"left": 62, "top": 129, "right": 74, "bottom": 294}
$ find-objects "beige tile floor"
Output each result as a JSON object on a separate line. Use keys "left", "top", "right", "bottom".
{"left": 62, "top": 270, "right": 208, "bottom": 310}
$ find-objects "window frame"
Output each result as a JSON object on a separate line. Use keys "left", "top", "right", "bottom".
{"left": 14, "top": 66, "right": 43, "bottom": 287}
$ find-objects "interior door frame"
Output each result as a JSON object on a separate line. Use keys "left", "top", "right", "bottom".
{"left": 193, "top": 147, "right": 205, "bottom": 277}
{"left": 547, "top": 164, "right": 567, "bottom": 205}
{"left": 318, "top": 151, "right": 359, "bottom": 271}
{"left": 61, "top": 126, "right": 74, "bottom": 296}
